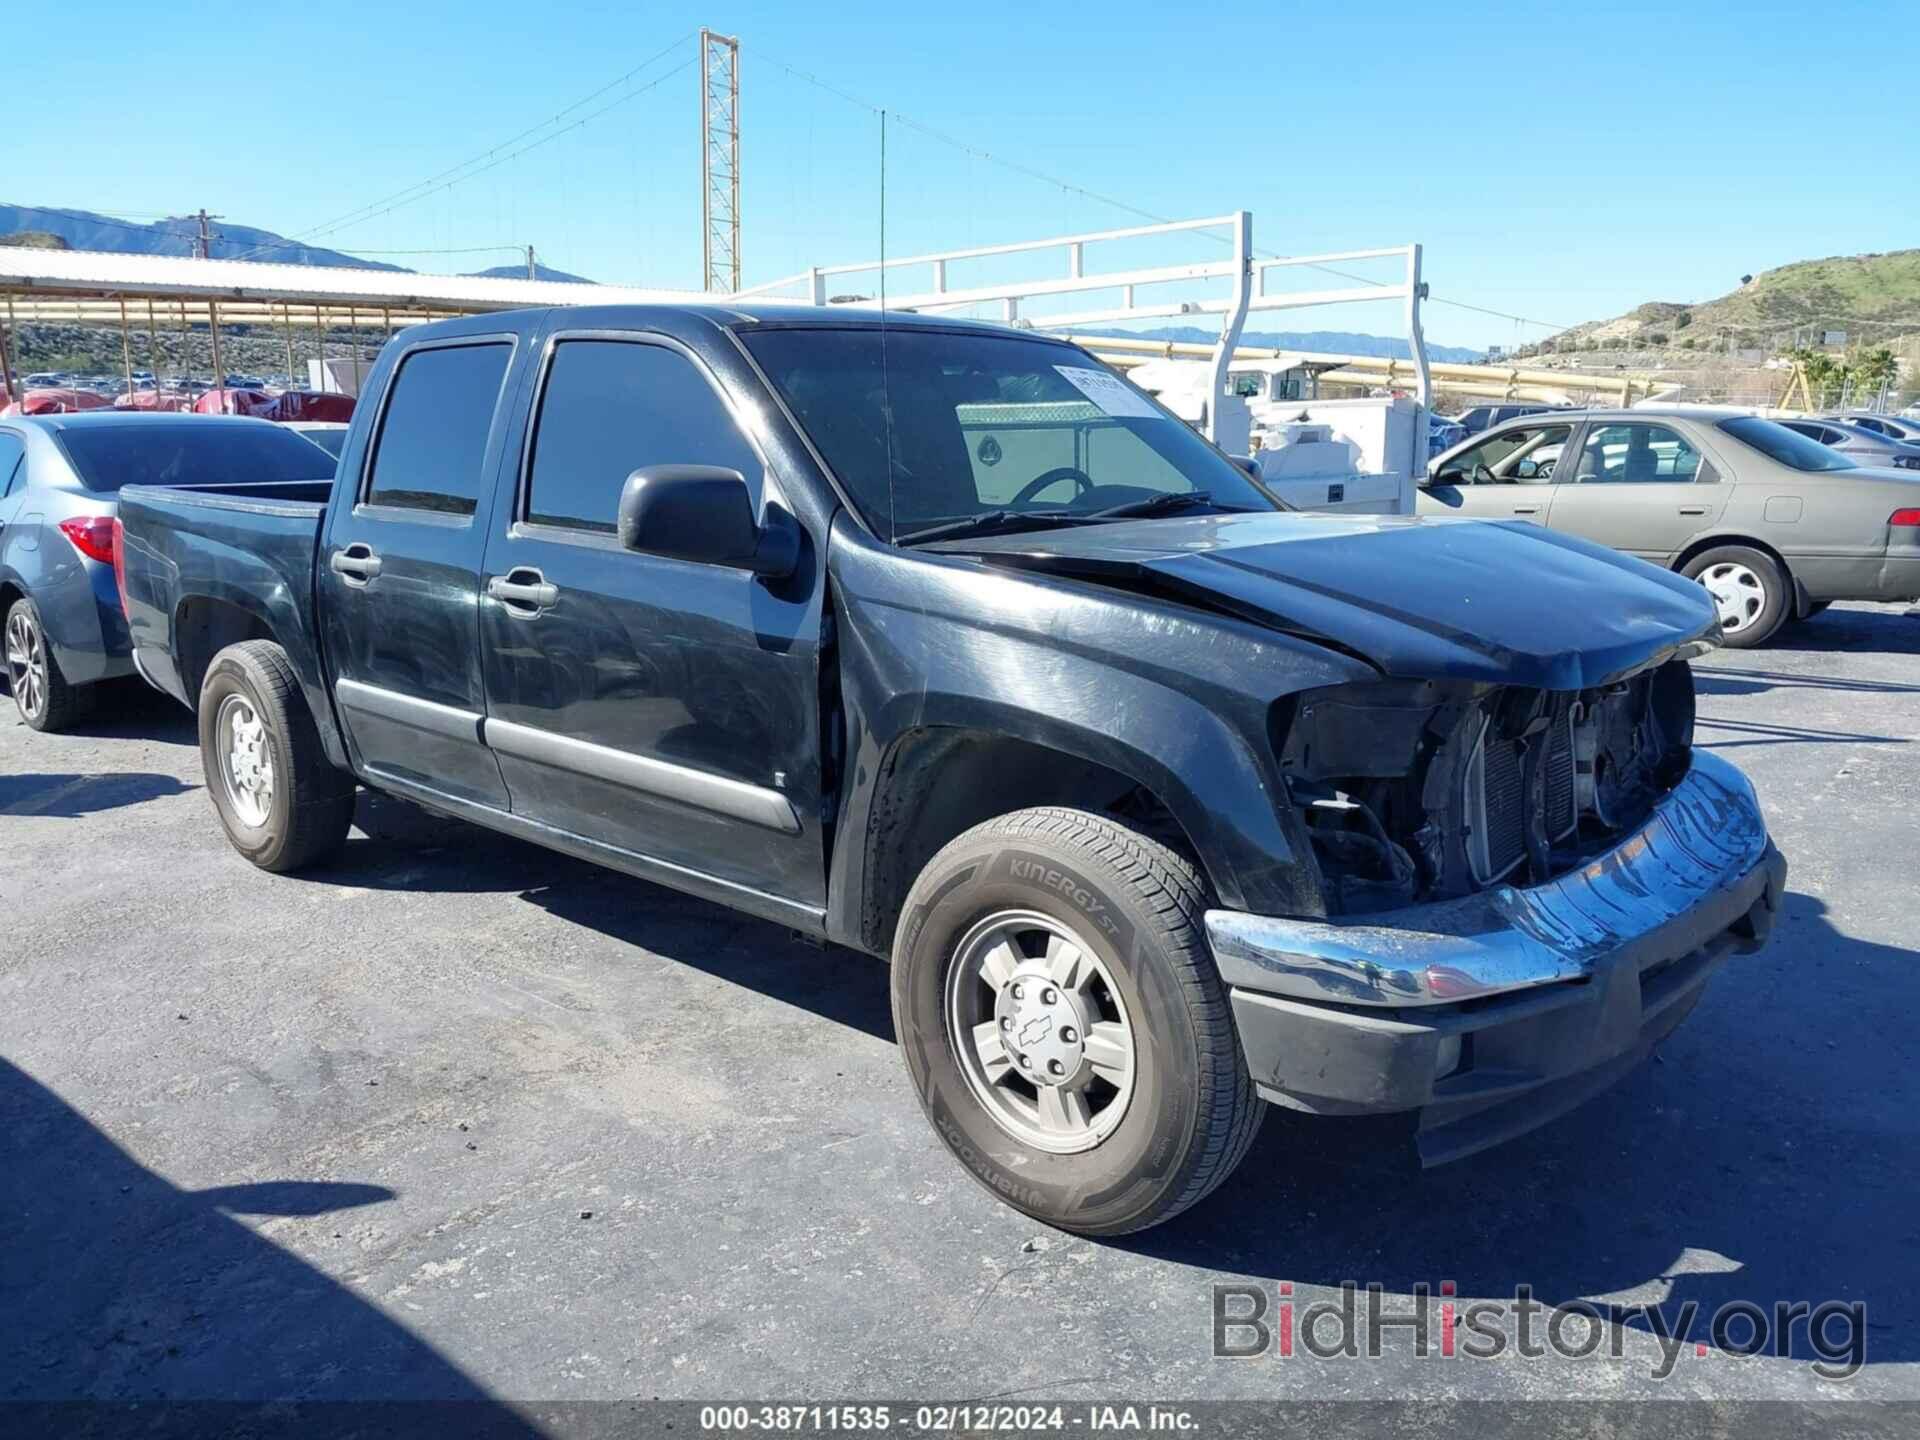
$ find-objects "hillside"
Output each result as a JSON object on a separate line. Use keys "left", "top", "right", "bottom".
{"left": 0, "top": 203, "right": 594, "bottom": 283}
{"left": 0, "top": 229, "right": 70, "bottom": 250}
{"left": 1553, "top": 250, "right": 1920, "bottom": 351}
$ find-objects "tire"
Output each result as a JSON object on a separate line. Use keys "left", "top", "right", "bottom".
{"left": 198, "top": 640, "right": 355, "bottom": 872}
{"left": 1682, "top": 545, "right": 1788, "bottom": 649}
{"left": 5, "top": 596, "right": 86, "bottom": 733}
{"left": 892, "top": 807, "right": 1262, "bottom": 1236}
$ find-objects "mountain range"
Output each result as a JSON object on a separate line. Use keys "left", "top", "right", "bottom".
{"left": 5, "top": 204, "right": 1485, "bottom": 357}
{"left": 0, "top": 203, "right": 593, "bottom": 283}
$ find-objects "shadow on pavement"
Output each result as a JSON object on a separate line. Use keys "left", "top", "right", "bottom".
{"left": 295, "top": 791, "right": 897, "bottom": 1043}
{"left": 0, "top": 676, "right": 199, "bottom": 746}
{"left": 1694, "top": 667, "right": 1920, "bottom": 699}
{"left": 0, "top": 1057, "right": 537, "bottom": 1423}
{"left": 524, "top": 881, "right": 896, "bottom": 1044}
{"left": 1121, "top": 891, "right": 1915, "bottom": 1371}
{"left": 1694, "top": 716, "right": 1912, "bottom": 750}
{"left": 1779, "top": 605, "right": 1920, "bottom": 656}
{"left": 0, "top": 771, "right": 196, "bottom": 817}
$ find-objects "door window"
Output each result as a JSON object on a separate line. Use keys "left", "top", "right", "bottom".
{"left": 0, "top": 433, "right": 24, "bottom": 496}
{"left": 524, "top": 340, "right": 763, "bottom": 534}
{"left": 1573, "top": 423, "right": 1702, "bottom": 483}
{"left": 364, "top": 342, "right": 512, "bottom": 515}
{"left": 1435, "top": 423, "right": 1570, "bottom": 483}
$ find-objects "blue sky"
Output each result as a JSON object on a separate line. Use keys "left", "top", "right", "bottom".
{"left": 12, "top": 0, "right": 1912, "bottom": 349}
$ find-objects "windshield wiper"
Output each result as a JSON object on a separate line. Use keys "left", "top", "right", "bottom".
{"left": 1083, "top": 490, "right": 1241, "bottom": 521}
{"left": 898, "top": 510, "right": 1093, "bottom": 546}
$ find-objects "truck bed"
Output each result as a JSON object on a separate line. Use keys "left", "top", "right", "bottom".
{"left": 117, "top": 480, "right": 336, "bottom": 720}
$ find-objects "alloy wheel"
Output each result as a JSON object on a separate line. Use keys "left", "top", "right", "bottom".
{"left": 943, "top": 909, "right": 1137, "bottom": 1154}
{"left": 217, "top": 693, "right": 276, "bottom": 827}
{"left": 5, "top": 609, "right": 47, "bottom": 721}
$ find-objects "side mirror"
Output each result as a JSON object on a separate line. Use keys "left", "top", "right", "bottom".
{"left": 616, "top": 465, "right": 798, "bottom": 578}
{"left": 1230, "top": 455, "right": 1261, "bottom": 479}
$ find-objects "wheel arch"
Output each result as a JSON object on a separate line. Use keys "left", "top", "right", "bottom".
{"left": 173, "top": 588, "right": 351, "bottom": 769}
{"left": 174, "top": 593, "right": 277, "bottom": 710}
{"left": 834, "top": 718, "right": 1252, "bottom": 960}
{"left": 1670, "top": 534, "right": 1807, "bottom": 620}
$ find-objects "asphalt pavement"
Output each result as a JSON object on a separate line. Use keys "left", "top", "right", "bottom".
{"left": 3, "top": 603, "right": 1918, "bottom": 1412}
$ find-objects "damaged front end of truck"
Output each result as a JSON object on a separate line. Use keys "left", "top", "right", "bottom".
{"left": 1212, "top": 655, "right": 1785, "bottom": 1163}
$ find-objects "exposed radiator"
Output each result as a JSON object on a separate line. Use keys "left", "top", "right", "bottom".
{"left": 1472, "top": 707, "right": 1579, "bottom": 884}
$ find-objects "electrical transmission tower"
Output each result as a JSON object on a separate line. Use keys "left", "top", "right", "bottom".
{"left": 701, "top": 29, "right": 740, "bottom": 293}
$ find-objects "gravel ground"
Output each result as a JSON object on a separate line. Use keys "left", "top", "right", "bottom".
{"left": 3, "top": 603, "right": 1917, "bottom": 1413}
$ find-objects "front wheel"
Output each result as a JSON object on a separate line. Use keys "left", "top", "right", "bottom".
{"left": 1683, "top": 545, "right": 1788, "bottom": 649}
{"left": 892, "top": 808, "right": 1261, "bottom": 1235}
{"left": 198, "top": 640, "right": 356, "bottom": 871}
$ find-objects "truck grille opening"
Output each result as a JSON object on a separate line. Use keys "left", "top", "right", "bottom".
{"left": 1466, "top": 705, "right": 1578, "bottom": 885}
{"left": 1274, "top": 662, "right": 1694, "bottom": 916}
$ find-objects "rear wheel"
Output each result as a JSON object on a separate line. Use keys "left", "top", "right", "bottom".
{"left": 1683, "top": 546, "right": 1788, "bottom": 649}
{"left": 198, "top": 640, "right": 356, "bottom": 871}
{"left": 892, "top": 807, "right": 1261, "bottom": 1235}
{"left": 5, "top": 596, "right": 86, "bottom": 732}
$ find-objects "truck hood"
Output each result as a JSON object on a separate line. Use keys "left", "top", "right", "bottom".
{"left": 938, "top": 511, "right": 1720, "bottom": 689}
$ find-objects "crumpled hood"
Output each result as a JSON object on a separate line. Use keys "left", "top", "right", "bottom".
{"left": 942, "top": 511, "right": 1720, "bottom": 689}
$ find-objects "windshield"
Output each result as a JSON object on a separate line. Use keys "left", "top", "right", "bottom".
{"left": 56, "top": 422, "right": 337, "bottom": 492}
{"left": 1717, "top": 416, "right": 1857, "bottom": 473}
{"left": 741, "top": 328, "right": 1277, "bottom": 542}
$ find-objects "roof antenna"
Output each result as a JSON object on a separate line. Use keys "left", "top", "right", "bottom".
{"left": 879, "top": 108, "right": 895, "bottom": 542}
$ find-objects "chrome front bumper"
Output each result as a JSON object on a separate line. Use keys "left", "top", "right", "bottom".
{"left": 1205, "top": 750, "right": 1786, "bottom": 1160}
{"left": 1207, "top": 749, "right": 1775, "bottom": 1008}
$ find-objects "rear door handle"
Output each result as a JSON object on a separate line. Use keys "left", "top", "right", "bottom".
{"left": 329, "top": 544, "right": 382, "bottom": 584}
{"left": 1678, "top": 505, "right": 1709, "bottom": 515}
{"left": 1511, "top": 504, "right": 1541, "bottom": 515}
{"left": 486, "top": 568, "right": 559, "bottom": 615}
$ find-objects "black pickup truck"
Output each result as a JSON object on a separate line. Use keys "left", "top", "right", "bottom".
{"left": 117, "top": 306, "right": 1786, "bottom": 1234}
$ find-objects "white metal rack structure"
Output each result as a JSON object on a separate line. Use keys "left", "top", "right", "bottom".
{"left": 730, "top": 211, "right": 1431, "bottom": 443}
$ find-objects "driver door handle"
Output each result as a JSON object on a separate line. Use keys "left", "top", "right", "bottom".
{"left": 486, "top": 567, "right": 559, "bottom": 615}
{"left": 1511, "top": 504, "right": 1541, "bottom": 515}
{"left": 329, "top": 543, "right": 382, "bottom": 584}
{"left": 1679, "top": 505, "right": 1709, "bottom": 515}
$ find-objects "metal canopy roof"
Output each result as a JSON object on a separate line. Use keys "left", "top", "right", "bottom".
{"left": 0, "top": 247, "right": 702, "bottom": 325}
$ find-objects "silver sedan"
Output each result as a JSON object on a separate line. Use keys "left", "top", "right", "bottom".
{"left": 1419, "top": 407, "right": 1920, "bottom": 647}
{"left": 1778, "top": 417, "right": 1920, "bottom": 470}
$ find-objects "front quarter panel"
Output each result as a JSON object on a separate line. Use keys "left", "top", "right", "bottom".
{"left": 824, "top": 515, "right": 1375, "bottom": 945}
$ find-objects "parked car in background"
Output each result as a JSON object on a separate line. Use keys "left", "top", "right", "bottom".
{"left": 1420, "top": 407, "right": 1920, "bottom": 646}
{"left": 1427, "top": 413, "right": 1468, "bottom": 458}
{"left": 118, "top": 305, "right": 1786, "bottom": 1234}
{"left": 1, "top": 413, "right": 335, "bottom": 731}
{"left": 283, "top": 421, "right": 349, "bottom": 460}
{"left": 1777, "top": 417, "right": 1920, "bottom": 470}
{"left": 1828, "top": 412, "right": 1920, "bottom": 445}
{"left": 1453, "top": 401, "right": 1555, "bottom": 436}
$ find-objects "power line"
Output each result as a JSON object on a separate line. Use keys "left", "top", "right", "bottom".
{"left": 749, "top": 50, "right": 1578, "bottom": 334}
{"left": 234, "top": 32, "right": 698, "bottom": 257}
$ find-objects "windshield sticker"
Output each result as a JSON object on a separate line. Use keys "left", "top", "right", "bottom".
{"left": 1052, "top": 365, "right": 1166, "bottom": 420}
